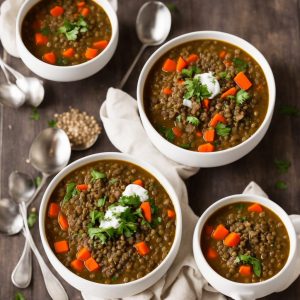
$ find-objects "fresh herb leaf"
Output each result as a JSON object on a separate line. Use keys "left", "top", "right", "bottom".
{"left": 274, "top": 159, "right": 291, "bottom": 174}
{"left": 90, "top": 210, "right": 104, "bottom": 225}
{"left": 15, "top": 292, "right": 26, "bottom": 300}
{"left": 233, "top": 58, "right": 248, "bottom": 72}
{"left": 216, "top": 123, "right": 231, "bottom": 137}
{"left": 40, "top": 27, "right": 50, "bottom": 35}
{"left": 97, "top": 196, "right": 107, "bottom": 207}
{"left": 119, "top": 195, "right": 141, "bottom": 208}
{"left": 58, "top": 17, "right": 88, "bottom": 41}
{"left": 48, "top": 119, "right": 57, "bottom": 128}
{"left": 88, "top": 228, "right": 107, "bottom": 243}
{"left": 227, "top": 95, "right": 236, "bottom": 100}
{"left": 236, "top": 89, "right": 250, "bottom": 105}
{"left": 181, "top": 66, "right": 201, "bottom": 78}
{"left": 57, "top": 57, "right": 69, "bottom": 66}
{"left": 184, "top": 78, "right": 212, "bottom": 102}
{"left": 27, "top": 211, "right": 37, "bottom": 229}
{"left": 166, "top": 2, "right": 178, "bottom": 12}
{"left": 109, "top": 178, "right": 118, "bottom": 185}
{"left": 219, "top": 71, "right": 231, "bottom": 80}
{"left": 63, "top": 182, "right": 77, "bottom": 204}
{"left": 165, "top": 128, "right": 175, "bottom": 142}
{"left": 34, "top": 176, "right": 42, "bottom": 187}
{"left": 180, "top": 143, "right": 191, "bottom": 149}
{"left": 235, "top": 203, "right": 245, "bottom": 211}
{"left": 235, "top": 255, "right": 261, "bottom": 277}
{"left": 91, "top": 169, "right": 106, "bottom": 181}
{"left": 111, "top": 275, "right": 118, "bottom": 281}
{"left": 239, "top": 216, "right": 247, "bottom": 222}
{"left": 186, "top": 116, "right": 200, "bottom": 126}
{"left": 275, "top": 180, "right": 287, "bottom": 190}
{"left": 279, "top": 105, "right": 300, "bottom": 117}
{"left": 30, "top": 108, "right": 40, "bottom": 121}
{"left": 176, "top": 114, "right": 182, "bottom": 123}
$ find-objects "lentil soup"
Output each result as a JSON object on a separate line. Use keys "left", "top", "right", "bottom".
{"left": 22, "top": 0, "right": 112, "bottom": 66}
{"left": 45, "top": 160, "right": 176, "bottom": 284}
{"left": 144, "top": 40, "right": 269, "bottom": 152}
{"left": 201, "top": 202, "right": 289, "bottom": 283}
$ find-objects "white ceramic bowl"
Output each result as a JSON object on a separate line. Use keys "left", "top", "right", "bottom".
{"left": 39, "top": 152, "right": 182, "bottom": 298}
{"left": 193, "top": 194, "right": 300, "bottom": 300}
{"left": 16, "top": 0, "right": 118, "bottom": 81}
{"left": 137, "top": 31, "right": 276, "bottom": 167}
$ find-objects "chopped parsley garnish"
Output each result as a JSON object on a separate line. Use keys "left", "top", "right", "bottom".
{"left": 218, "top": 71, "right": 231, "bottom": 80}
{"left": 90, "top": 210, "right": 104, "bottom": 225}
{"left": 176, "top": 114, "right": 182, "bottom": 123}
{"left": 40, "top": 27, "right": 50, "bottom": 35}
{"left": 109, "top": 178, "right": 118, "bottom": 185}
{"left": 186, "top": 116, "right": 200, "bottom": 126}
{"left": 48, "top": 119, "right": 57, "bottom": 128}
{"left": 180, "top": 143, "right": 191, "bottom": 149}
{"left": 58, "top": 17, "right": 88, "bottom": 41}
{"left": 166, "top": 2, "right": 178, "bottom": 12}
{"left": 274, "top": 159, "right": 291, "bottom": 174}
{"left": 63, "top": 182, "right": 79, "bottom": 204}
{"left": 34, "top": 176, "right": 42, "bottom": 187}
{"left": 119, "top": 195, "right": 141, "bottom": 208}
{"left": 235, "top": 255, "right": 261, "bottom": 277}
{"left": 235, "top": 203, "right": 245, "bottom": 211}
{"left": 279, "top": 105, "right": 300, "bottom": 117}
{"left": 27, "top": 210, "right": 37, "bottom": 229}
{"left": 97, "top": 196, "right": 107, "bottom": 207}
{"left": 275, "top": 180, "right": 287, "bottom": 190}
{"left": 57, "top": 57, "right": 69, "bottom": 66}
{"left": 181, "top": 66, "right": 201, "bottom": 78}
{"left": 216, "top": 123, "right": 231, "bottom": 137}
{"left": 91, "top": 169, "right": 106, "bottom": 181}
{"left": 184, "top": 78, "right": 212, "bottom": 102}
{"left": 236, "top": 89, "right": 250, "bottom": 105}
{"left": 30, "top": 107, "right": 40, "bottom": 121}
{"left": 233, "top": 58, "right": 248, "bottom": 72}
{"left": 15, "top": 292, "right": 26, "bottom": 300}
{"left": 159, "top": 126, "right": 175, "bottom": 142}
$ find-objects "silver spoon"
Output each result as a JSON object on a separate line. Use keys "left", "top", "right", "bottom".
{"left": 0, "top": 58, "right": 45, "bottom": 107}
{"left": 0, "top": 59, "right": 26, "bottom": 108}
{"left": 118, "top": 1, "right": 171, "bottom": 89}
{"left": 8, "top": 171, "right": 35, "bottom": 288}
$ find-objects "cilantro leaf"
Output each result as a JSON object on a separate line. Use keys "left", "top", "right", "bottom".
{"left": 218, "top": 71, "right": 231, "bottom": 80}
{"left": 90, "top": 210, "right": 104, "bottom": 225}
{"left": 236, "top": 89, "right": 250, "bottom": 105}
{"left": 40, "top": 27, "right": 50, "bottom": 35}
{"left": 180, "top": 143, "right": 191, "bottom": 149}
{"left": 279, "top": 105, "right": 300, "bottom": 117}
{"left": 15, "top": 292, "right": 26, "bottom": 300}
{"left": 233, "top": 58, "right": 248, "bottom": 72}
{"left": 88, "top": 228, "right": 107, "bottom": 243}
{"left": 109, "top": 178, "right": 118, "bottom": 185}
{"left": 34, "top": 176, "right": 42, "bottom": 187}
{"left": 181, "top": 66, "right": 201, "bottom": 78}
{"left": 119, "top": 195, "right": 141, "bottom": 208}
{"left": 48, "top": 119, "right": 57, "bottom": 128}
{"left": 184, "top": 78, "right": 212, "bottom": 102}
{"left": 176, "top": 114, "right": 182, "bottom": 123}
{"left": 58, "top": 17, "right": 88, "bottom": 41}
{"left": 91, "top": 169, "right": 106, "bottom": 181}
{"left": 63, "top": 182, "right": 77, "bottom": 204}
{"left": 27, "top": 211, "right": 37, "bottom": 229}
{"left": 275, "top": 180, "right": 287, "bottom": 190}
{"left": 216, "top": 123, "right": 231, "bottom": 137}
{"left": 30, "top": 108, "right": 40, "bottom": 121}
{"left": 97, "top": 196, "right": 107, "bottom": 207}
{"left": 159, "top": 126, "right": 175, "bottom": 142}
{"left": 235, "top": 255, "right": 261, "bottom": 277}
{"left": 274, "top": 159, "right": 291, "bottom": 174}
{"left": 166, "top": 2, "right": 178, "bottom": 12}
{"left": 186, "top": 116, "right": 200, "bottom": 126}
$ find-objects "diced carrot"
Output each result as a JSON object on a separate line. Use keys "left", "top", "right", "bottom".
{"left": 77, "top": 247, "right": 91, "bottom": 261}
{"left": 35, "top": 33, "right": 48, "bottom": 46}
{"left": 234, "top": 72, "right": 252, "bottom": 90}
{"left": 219, "top": 50, "right": 227, "bottom": 59}
{"left": 63, "top": 48, "right": 75, "bottom": 58}
{"left": 220, "top": 87, "right": 237, "bottom": 99}
{"left": 239, "top": 265, "right": 252, "bottom": 276}
{"left": 134, "top": 241, "right": 150, "bottom": 256}
{"left": 204, "top": 225, "right": 214, "bottom": 236}
{"left": 198, "top": 143, "right": 215, "bottom": 152}
{"left": 167, "top": 209, "right": 176, "bottom": 219}
{"left": 71, "top": 259, "right": 84, "bottom": 272}
{"left": 43, "top": 52, "right": 56, "bottom": 64}
{"left": 178, "top": 79, "right": 185, "bottom": 85}
{"left": 84, "top": 257, "right": 100, "bottom": 272}
{"left": 85, "top": 48, "right": 98, "bottom": 60}
{"left": 81, "top": 7, "right": 90, "bottom": 17}
{"left": 50, "top": 6, "right": 64, "bottom": 17}
{"left": 133, "top": 179, "right": 144, "bottom": 187}
{"left": 207, "top": 247, "right": 218, "bottom": 259}
{"left": 172, "top": 127, "right": 183, "bottom": 137}
{"left": 76, "top": 184, "right": 88, "bottom": 191}
{"left": 209, "top": 113, "right": 226, "bottom": 127}
{"left": 196, "top": 131, "right": 203, "bottom": 137}
{"left": 92, "top": 40, "right": 108, "bottom": 49}
{"left": 203, "top": 129, "right": 215, "bottom": 142}
{"left": 203, "top": 98, "right": 210, "bottom": 109}
{"left": 48, "top": 203, "right": 60, "bottom": 218}
{"left": 212, "top": 224, "right": 229, "bottom": 240}
{"left": 77, "top": 1, "right": 86, "bottom": 7}
{"left": 247, "top": 203, "right": 263, "bottom": 213}
{"left": 58, "top": 213, "right": 69, "bottom": 231}
{"left": 176, "top": 56, "right": 187, "bottom": 72}
{"left": 223, "top": 232, "right": 241, "bottom": 247}
{"left": 54, "top": 240, "right": 69, "bottom": 254}
{"left": 162, "top": 58, "right": 176, "bottom": 72}
{"left": 163, "top": 87, "right": 172, "bottom": 95}
{"left": 186, "top": 53, "right": 199, "bottom": 64}
{"left": 140, "top": 201, "right": 152, "bottom": 222}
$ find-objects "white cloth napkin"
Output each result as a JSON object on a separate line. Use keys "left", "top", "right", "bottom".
{"left": 99, "top": 88, "right": 300, "bottom": 300}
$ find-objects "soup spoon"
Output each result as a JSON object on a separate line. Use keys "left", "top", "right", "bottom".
{"left": 118, "top": 1, "right": 171, "bottom": 89}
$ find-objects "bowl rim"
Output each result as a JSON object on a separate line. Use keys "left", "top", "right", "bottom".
{"left": 16, "top": 0, "right": 118, "bottom": 69}
{"left": 193, "top": 193, "right": 297, "bottom": 287}
{"left": 137, "top": 30, "right": 276, "bottom": 156}
{"left": 39, "top": 152, "right": 182, "bottom": 289}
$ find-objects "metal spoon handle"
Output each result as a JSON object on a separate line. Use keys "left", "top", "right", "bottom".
{"left": 20, "top": 202, "right": 68, "bottom": 300}
{"left": 0, "top": 57, "right": 23, "bottom": 81}
{"left": 26, "top": 173, "right": 48, "bottom": 208}
{"left": 118, "top": 44, "right": 147, "bottom": 89}
{"left": 0, "top": 58, "right": 11, "bottom": 84}
{"left": 11, "top": 231, "right": 32, "bottom": 288}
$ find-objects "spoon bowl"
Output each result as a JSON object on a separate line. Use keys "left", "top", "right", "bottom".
{"left": 0, "top": 83, "right": 26, "bottom": 108}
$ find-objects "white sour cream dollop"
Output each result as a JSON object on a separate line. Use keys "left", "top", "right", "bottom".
{"left": 122, "top": 184, "right": 149, "bottom": 202}
{"left": 194, "top": 72, "right": 220, "bottom": 99}
{"left": 100, "top": 205, "right": 127, "bottom": 229}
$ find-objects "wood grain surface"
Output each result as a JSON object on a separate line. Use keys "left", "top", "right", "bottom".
{"left": 0, "top": 0, "right": 300, "bottom": 299}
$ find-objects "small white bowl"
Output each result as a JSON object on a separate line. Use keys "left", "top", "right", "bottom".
{"left": 193, "top": 194, "right": 300, "bottom": 299}
{"left": 137, "top": 31, "right": 276, "bottom": 167}
{"left": 16, "top": 0, "right": 118, "bottom": 82}
{"left": 39, "top": 152, "right": 182, "bottom": 298}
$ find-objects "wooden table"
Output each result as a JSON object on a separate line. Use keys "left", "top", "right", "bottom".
{"left": 1, "top": 0, "right": 299, "bottom": 299}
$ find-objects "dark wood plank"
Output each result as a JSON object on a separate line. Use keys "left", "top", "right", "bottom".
{"left": 0, "top": 0, "right": 299, "bottom": 299}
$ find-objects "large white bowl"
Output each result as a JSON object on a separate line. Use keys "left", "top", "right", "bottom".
{"left": 16, "top": 0, "right": 118, "bottom": 82}
{"left": 193, "top": 194, "right": 300, "bottom": 299}
{"left": 137, "top": 31, "right": 276, "bottom": 167}
{"left": 39, "top": 152, "right": 182, "bottom": 298}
